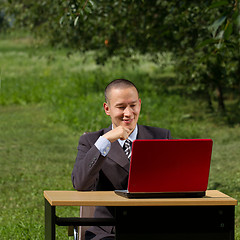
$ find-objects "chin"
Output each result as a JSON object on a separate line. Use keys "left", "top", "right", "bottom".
{"left": 125, "top": 124, "right": 136, "bottom": 131}
{"left": 120, "top": 121, "right": 136, "bottom": 130}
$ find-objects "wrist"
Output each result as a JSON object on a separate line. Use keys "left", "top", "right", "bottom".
{"left": 103, "top": 132, "right": 117, "bottom": 143}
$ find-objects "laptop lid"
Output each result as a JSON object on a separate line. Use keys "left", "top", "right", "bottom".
{"left": 127, "top": 139, "right": 213, "bottom": 193}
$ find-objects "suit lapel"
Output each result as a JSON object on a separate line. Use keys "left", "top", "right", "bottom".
{"left": 103, "top": 126, "right": 130, "bottom": 172}
{"left": 137, "top": 124, "right": 153, "bottom": 139}
{"left": 108, "top": 141, "right": 130, "bottom": 171}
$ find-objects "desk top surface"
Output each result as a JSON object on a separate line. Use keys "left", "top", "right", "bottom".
{"left": 44, "top": 190, "right": 237, "bottom": 206}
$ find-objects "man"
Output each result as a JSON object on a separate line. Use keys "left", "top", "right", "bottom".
{"left": 72, "top": 79, "right": 171, "bottom": 239}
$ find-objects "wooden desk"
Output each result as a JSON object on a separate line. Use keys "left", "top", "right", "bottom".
{"left": 44, "top": 190, "right": 237, "bottom": 240}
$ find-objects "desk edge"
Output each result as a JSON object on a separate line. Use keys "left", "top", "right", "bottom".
{"left": 43, "top": 190, "right": 238, "bottom": 207}
{"left": 44, "top": 191, "right": 53, "bottom": 205}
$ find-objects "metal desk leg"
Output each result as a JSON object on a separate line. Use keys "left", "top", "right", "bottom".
{"left": 45, "top": 199, "right": 56, "bottom": 240}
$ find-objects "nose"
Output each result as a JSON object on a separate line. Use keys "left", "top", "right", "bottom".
{"left": 123, "top": 106, "right": 131, "bottom": 116}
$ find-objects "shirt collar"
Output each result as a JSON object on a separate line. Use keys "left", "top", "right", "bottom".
{"left": 114, "top": 125, "right": 138, "bottom": 147}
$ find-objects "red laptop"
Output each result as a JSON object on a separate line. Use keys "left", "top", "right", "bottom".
{"left": 115, "top": 139, "right": 213, "bottom": 198}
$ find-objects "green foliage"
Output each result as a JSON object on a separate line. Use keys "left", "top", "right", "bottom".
{"left": 0, "top": 34, "right": 239, "bottom": 133}
{"left": 0, "top": 35, "right": 207, "bottom": 135}
{"left": 0, "top": 35, "right": 239, "bottom": 239}
{"left": 3, "top": 0, "right": 239, "bottom": 114}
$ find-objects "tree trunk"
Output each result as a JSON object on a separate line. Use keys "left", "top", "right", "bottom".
{"left": 216, "top": 85, "right": 225, "bottom": 112}
{"left": 206, "top": 90, "right": 214, "bottom": 112}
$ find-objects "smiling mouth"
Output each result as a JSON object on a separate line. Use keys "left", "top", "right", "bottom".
{"left": 123, "top": 119, "right": 133, "bottom": 123}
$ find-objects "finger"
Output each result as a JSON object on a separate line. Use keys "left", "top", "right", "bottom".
{"left": 120, "top": 129, "right": 130, "bottom": 140}
{"left": 119, "top": 135, "right": 128, "bottom": 140}
{"left": 122, "top": 127, "right": 131, "bottom": 136}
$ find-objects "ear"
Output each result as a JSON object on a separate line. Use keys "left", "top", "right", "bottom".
{"left": 103, "top": 102, "right": 111, "bottom": 116}
{"left": 138, "top": 98, "right": 142, "bottom": 110}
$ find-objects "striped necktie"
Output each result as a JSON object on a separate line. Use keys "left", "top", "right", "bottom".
{"left": 123, "top": 139, "right": 132, "bottom": 160}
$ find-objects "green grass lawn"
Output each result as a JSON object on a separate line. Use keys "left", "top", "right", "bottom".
{"left": 0, "top": 105, "right": 80, "bottom": 239}
{"left": 0, "top": 34, "right": 239, "bottom": 239}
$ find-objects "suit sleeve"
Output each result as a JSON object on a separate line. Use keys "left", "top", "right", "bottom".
{"left": 71, "top": 134, "right": 106, "bottom": 191}
{"left": 158, "top": 127, "right": 172, "bottom": 139}
{"left": 167, "top": 129, "right": 172, "bottom": 139}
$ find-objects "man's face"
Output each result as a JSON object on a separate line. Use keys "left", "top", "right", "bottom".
{"left": 103, "top": 87, "right": 141, "bottom": 132}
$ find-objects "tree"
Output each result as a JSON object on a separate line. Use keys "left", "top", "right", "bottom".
{"left": 3, "top": 0, "right": 240, "bottom": 113}
{"left": 70, "top": 0, "right": 240, "bottom": 113}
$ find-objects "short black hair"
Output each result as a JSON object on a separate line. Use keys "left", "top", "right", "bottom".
{"left": 105, "top": 79, "right": 139, "bottom": 102}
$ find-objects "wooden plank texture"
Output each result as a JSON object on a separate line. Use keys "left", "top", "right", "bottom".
{"left": 44, "top": 190, "right": 237, "bottom": 207}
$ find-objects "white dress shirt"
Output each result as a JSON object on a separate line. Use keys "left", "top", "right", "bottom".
{"left": 95, "top": 125, "right": 138, "bottom": 157}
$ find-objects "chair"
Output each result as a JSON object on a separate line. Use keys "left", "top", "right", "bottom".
{"left": 78, "top": 206, "right": 96, "bottom": 240}
{"left": 69, "top": 132, "right": 96, "bottom": 239}
{"left": 68, "top": 206, "right": 95, "bottom": 240}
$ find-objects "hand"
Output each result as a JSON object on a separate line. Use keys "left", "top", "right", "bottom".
{"left": 103, "top": 126, "right": 131, "bottom": 143}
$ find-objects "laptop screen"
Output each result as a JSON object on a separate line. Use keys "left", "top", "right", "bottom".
{"left": 128, "top": 139, "right": 213, "bottom": 193}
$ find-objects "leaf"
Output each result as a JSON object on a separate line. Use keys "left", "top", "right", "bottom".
{"left": 84, "top": 6, "right": 92, "bottom": 14}
{"left": 209, "top": 16, "right": 227, "bottom": 38}
{"left": 196, "top": 38, "right": 218, "bottom": 49}
{"left": 77, "top": 9, "right": 83, "bottom": 16}
{"left": 216, "top": 30, "right": 224, "bottom": 40}
{"left": 88, "top": 0, "right": 94, "bottom": 7}
{"left": 232, "top": 8, "right": 239, "bottom": 21}
{"left": 224, "top": 22, "right": 233, "bottom": 40}
{"left": 59, "top": 16, "right": 64, "bottom": 26}
{"left": 237, "top": 15, "right": 240, "bottom": 28}
{"left": 208, "top": 1, "right": 229, "bottom": 9}
{"left": 74, "top": 16, "right": 79, "bottom": 27}
{"left": 216, "top": 41, "right": 223, "bottom": 50}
